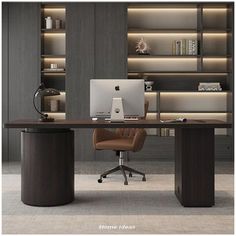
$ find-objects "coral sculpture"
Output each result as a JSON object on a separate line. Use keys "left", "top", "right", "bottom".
{"left": 136, "top": 38, "right": 150, "bottom": 55}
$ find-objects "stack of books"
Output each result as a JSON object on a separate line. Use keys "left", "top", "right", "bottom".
{"left": 198, "top": 82, "right": 222, "bottom": 91}
{"left": 172, "top": 39, "right": 198, "bottom": 55}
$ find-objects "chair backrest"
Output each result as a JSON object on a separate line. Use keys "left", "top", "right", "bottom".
{"left": 115, "top": 100, "right": 149, "bottom": 138}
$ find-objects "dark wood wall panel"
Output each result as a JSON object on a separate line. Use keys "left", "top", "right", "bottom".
{"left": 8, "top": 3, "right": 40, "bottom": 160}
{"left": 95, "top": 3, "right": 127, "bottom": 78}
{"left": 94, "top": 3, "right": 128, "bottom": 161}
{"left": 2, "top": 3, "right": 9, "bottom": 161}
{"left": 66, "top": 3, "right": 95, "bottom": 160}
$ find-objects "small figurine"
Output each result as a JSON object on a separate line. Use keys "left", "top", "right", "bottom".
{"left": 136, "top": 38, "right": 150, "bottom": 55}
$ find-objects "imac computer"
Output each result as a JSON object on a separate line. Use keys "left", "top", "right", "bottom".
{"left": 90, "top": 79, "right": 144, "bottom": 122}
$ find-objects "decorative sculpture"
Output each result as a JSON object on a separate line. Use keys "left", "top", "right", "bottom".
{"left": 136, "top": 38, "right": 150, "bottom": 55}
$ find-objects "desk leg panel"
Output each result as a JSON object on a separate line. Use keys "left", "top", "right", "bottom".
{"left": 21, "top": 129, "right": 74, "bottom": 206}
{"left": 175, "top": 128, "right": 214, "bottom": 207}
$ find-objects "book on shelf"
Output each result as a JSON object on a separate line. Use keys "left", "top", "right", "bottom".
{"left": 173, "top": 39, "right": 198, "bottom": 56}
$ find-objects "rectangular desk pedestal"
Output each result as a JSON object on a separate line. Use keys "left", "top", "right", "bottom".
{"left": 175, "top": 128, "right": 214, "bottom": 207}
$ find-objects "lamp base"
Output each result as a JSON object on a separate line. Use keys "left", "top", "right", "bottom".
{"left": 39, "top": 117, "right": 55, "bottom": 122}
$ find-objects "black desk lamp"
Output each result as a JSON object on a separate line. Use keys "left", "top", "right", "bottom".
{"left": 33, "top": 83, "right": 60, "bottom": 122}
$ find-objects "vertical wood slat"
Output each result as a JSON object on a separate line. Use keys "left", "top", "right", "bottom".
{"left": 8, "top": 3, "right": 41, "bottom": 161}
{"left": 2, "top": 3, "right": 9, "bottom": 161}
{"left": 66, "top": 3, "right": 95, "bottom": 160}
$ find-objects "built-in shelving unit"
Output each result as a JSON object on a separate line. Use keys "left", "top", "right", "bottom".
{"left": 127, "top": 3, "right": 233, "bottom": 136}
{"left": 40, "top": 4, "right": 66, "bottom": 119}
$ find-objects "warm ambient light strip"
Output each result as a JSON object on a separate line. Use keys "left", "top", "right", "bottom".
{"left": 44, "top": 91, "right": 66, "bottom": 95}
{"left": 145, "top": 92, "right": 158, "bottom": 96}
{"left": 43, "top": 33, "right": 65, "bottom": 36}
{"left": 160, "top": 113, "right": 228, "bottom": 118}
{"left": 203, "top": 58, "right": 228, "bottom": 61}
{"left": 128, "top": 58, "right": 198, "bottom": 61}
{"left": 128, "top": 8, "right": 197, "bottom": 11}
{"left": 43, "top": 58, "right": 65, "bottom": 61}
{"left": 203, "top": 33, "right": 228, "bottom": 36}
{"left": 43, "top": 8, "right": 66, "bottom": 11}
{"left": 203, "top": 8, "right": 227, "bottom": 11}
{"left": 144, "top": 92, "right": 229, "bottom": 96}
{"left": 160, "top": 92, "right": 228, "bottom": 95}
{"left": 156, "top": 112, "right": 228, "bottom": 115}
{"left": 129, "top": 73, "right": 228, "bottom": 76}
{"left": 128, "top": 33, "right": 197, "bottom": 36}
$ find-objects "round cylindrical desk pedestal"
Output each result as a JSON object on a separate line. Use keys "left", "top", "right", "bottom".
{"left": 21, "top": 129, "right": 74, "bottom": 206}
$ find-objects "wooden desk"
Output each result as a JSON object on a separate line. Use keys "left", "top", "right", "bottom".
{"left": 4, "top": 119, "right": 232, "bottom": 207}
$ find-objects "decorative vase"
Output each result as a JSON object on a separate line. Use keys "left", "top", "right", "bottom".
{"left": 45, "top": 16, "right": 52, "bottom": 29}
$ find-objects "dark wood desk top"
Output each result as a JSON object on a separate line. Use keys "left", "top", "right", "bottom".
{"left": 4, "top": 119, "right": 232, "bottom": 129}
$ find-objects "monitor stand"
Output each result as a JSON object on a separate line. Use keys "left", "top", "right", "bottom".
{"left": 110, "top": 97, "right": 124, "bottom": 123}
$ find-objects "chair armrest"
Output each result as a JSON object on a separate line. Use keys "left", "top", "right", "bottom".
{"left": 132, "top": 129, "right": 147, "bottom": 152}
{"left": 93, "top": 128, "right": 120, "bottom": 146}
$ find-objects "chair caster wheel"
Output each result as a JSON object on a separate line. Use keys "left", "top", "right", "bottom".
{"left": 103, "top": 175, "right": 107, "bottom": 178}
{"left": 124, "top": 181, "right": 128, "bottom": 185}
{"left": 98, "top": 179, "right": 102, "bottom": 183}
{"left": 129, "top": 173, "right": 132, "bottom": 177}
{"left": 142, "top": 176, "right": 146, "bottom": 181}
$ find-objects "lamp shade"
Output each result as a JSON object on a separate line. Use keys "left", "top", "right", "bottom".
{"left": 39, "top": 88, "right": 60, "bottom": 97}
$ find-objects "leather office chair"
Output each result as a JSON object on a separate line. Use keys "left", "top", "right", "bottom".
{"left": 93, "top": 101, "right": 149, "bottom": 185}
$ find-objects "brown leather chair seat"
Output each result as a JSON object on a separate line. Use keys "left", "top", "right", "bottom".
{"left": 95, "top": 138, "right": 133, "bottom": 151}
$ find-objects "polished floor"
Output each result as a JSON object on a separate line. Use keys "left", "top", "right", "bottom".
{"left": 2, "top": 161, "right": 234, "bottom": 234}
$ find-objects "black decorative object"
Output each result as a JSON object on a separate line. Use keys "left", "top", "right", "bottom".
{"left": 33, "top": 83, "right": 60, "bottom": 122}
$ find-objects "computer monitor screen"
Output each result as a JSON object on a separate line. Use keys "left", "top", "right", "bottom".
{"left": 90, "top": 79, "right": 144, "bottom": 119}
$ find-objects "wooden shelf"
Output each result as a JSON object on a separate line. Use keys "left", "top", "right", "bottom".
{"left": 41, "top": 55, "right": 65, "bottom": 58}
{"left": 203, "top": 29, "right": 231, "bottom": 33}
{"left": 41, "top": 3, "right": 66, "bottom": 116}
{"left": 145, "top": 90, "right": 229, "bottom": 93}
{"left": 128, "top": 28, "right": 198, "bottom": 33}
{"left": 203, "top": 55, "right": 231, "bottom": 58}
{"left": 128, "top": 71, "right": 230, "bottom": 73}
{"left": 160, "top": 111, "right": 229, "bottom": 113}
{"left": 128, "top": 4, "right": 198, "bottom": 9}
{"left": 128, "top": 55, "right": 200, "bottom": 58}
{"left": 41, "top": 29, "right": 65, "bottom": 33}
{"left": 42, "top": 4, "right": 65, "bottom": 9}
{"left": 42, "top": 111, "right": 65, "bottom": 113}
{"left": 128, "top": 72, "right": 228, "bottom": 76}
{"left": 41, "top": 72, "right": 66, "bottom": 76}
{"left": 147, "top": 111, "right": 230, "bottom": 114}
{"left": 127, "top": 3, "right": 233, "bottom": 138}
